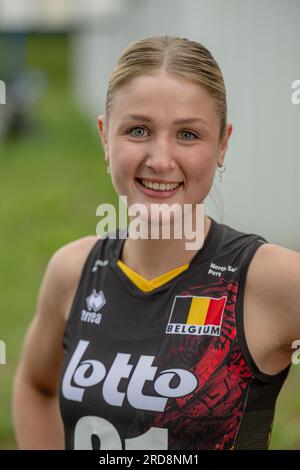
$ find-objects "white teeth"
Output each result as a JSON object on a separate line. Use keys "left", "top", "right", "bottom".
{"left": 141, "top": 179, "right": 181, "bottom": 191}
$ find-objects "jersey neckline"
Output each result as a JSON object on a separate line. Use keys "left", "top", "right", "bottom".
{"left": 110, "top": 216, "right": 223, "bottom": 297}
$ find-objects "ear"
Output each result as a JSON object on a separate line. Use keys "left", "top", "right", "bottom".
{"left": 217, "top": 123, "right": 233, "bottom": 166}
{"left": 97, "top": 114, "right": 109, "bottom": 162}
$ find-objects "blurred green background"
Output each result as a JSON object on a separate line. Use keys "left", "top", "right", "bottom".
{"left": 0, "top": 33, "right": 299, "bottom": 450}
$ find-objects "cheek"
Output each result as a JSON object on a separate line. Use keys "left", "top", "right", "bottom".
{"left": 109, "top": 143, "right": 139, "bottom": 194}
{"left": 183, "top": 149, "right": 217, "bottom": 201}
{"left": 110, "top": 141, "right": 141, "bottom": 172}
{"left": 185, "top": 148, "right": 217, "bottom": 180}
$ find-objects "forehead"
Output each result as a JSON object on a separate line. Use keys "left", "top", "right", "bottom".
{"left": 110, "top": 73, "right": 218, "bottom": 121}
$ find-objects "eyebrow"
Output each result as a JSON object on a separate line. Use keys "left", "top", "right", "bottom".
{"left": 121, "top": 114, "right": 209, "bottom": 126}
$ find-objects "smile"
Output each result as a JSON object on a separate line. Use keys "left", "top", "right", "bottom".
{"left": 136, "top": 178, "right": 183, "bottom": 192}
{"left": 134, "top": 178, "right": 183, "bottom": 199}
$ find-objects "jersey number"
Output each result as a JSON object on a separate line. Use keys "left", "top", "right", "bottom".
{"left": 74, "top": 416, "right": 168, "bottom": 450}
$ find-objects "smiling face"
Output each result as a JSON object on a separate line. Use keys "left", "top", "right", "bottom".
{"left": 98, "top": 72, "right": 232, "bottom": 223}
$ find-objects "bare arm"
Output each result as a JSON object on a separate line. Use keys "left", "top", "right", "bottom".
{"left": 249, "top": 243, "right": 300, "bottom": 347}
{"left": 244, "top": 243, "right": 300, "bottom": 375}
{"left": 13, "top": 236, "right": 99, "bottom": 449}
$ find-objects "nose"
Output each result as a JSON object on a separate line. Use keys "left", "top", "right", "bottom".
{"left": 145, "top": 135, "right": 175, "bottom": 172}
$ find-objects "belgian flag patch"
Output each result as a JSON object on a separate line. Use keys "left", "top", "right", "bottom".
{"left": 166, "top": 295, "right": 227, "bottom": 336}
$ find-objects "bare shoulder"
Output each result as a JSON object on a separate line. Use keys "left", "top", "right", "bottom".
{"left": 49, "top": 235, "right": 100, "bottom": 321}
{"left": 15, "top": 235, "right": 100, "bottom": 395}
{"left": 244, "top": 242, "right": 300, "bottom": 373}
{"left": 248, "top": 241, "right": 300, "bottom": 269}
{"left": 50, "top": 235, "right": 100, "bottom": 286}
{"left": 246, "top": 242, "right": 300, "bottom": 308}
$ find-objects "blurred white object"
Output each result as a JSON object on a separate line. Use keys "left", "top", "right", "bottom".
{"left": 0, "top": 0, "right": 125, "bottom": 30}
{"left": 0, "top": 0, "right": 68, "bottom": 30}
{"left": 0, "top": 80, "right": 6, "bottom": 104}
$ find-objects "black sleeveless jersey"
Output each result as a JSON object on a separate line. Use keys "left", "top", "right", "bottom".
{"left": 59, "top": 217, "right": 290, "bottom": 450}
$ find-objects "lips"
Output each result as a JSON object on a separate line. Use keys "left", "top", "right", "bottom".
{"left": 135, "top": 178, "right": 183, "bottom": 199}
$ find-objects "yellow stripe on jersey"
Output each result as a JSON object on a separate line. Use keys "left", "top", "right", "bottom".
{"left": 117, "top": 259, "right": 189, "bottom": 292}
{"left": 187, "top": 296, "right": 211, "bottom": 325}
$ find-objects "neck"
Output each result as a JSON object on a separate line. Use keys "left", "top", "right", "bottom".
{"left": 120, "top": 215, "right": 211, "bottom": 280}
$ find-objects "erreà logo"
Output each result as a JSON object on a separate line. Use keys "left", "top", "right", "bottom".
{"left": 166, "top": 295, "right": 227, "bottom": 336}
{"left": 81, "top": 289, "right": 106, "bottom": 325}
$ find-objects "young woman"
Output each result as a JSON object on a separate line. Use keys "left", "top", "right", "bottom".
{"left": 13, "top": 35, "right": 300, "bottom": 450}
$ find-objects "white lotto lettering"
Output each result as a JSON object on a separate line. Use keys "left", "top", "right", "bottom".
{"left": 62, "top": 340, "right": 198, "bottom": 412}
{"left": 154, "top": 368, "right": 198, "bottom": 397}
{"left": 103, "top": 353, "right": 133, "bottom": 406}
{"left": 73, "top": 360, "right": 106, "bottom": 387}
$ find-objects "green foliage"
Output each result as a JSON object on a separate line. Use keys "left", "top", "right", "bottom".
{"left": 0, "top": 33, "right": 115, "bottom": 448}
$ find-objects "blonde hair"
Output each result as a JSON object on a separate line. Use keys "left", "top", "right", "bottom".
{"left": 105, "top": 35, "right": 227, "bottom": 141}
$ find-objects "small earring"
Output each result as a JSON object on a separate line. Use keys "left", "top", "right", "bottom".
{"left": 106, "top": 164, "right": 110, "bottom": 174}
{"left": 216, "top": 163, "right": 226, "bottom": 182}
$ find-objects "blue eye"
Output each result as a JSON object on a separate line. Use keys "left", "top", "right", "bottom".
{"left": 128, "top": 127, "right": 148, "bottom": 137}
{"left": 127, "top": 127, "right": 197, "bottom": 140}
{"left": 179, "top": 130, "right": 197, "bottom": 140}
